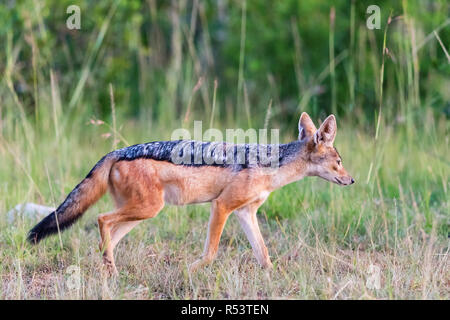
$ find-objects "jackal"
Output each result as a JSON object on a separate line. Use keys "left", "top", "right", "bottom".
{"left": 28, "top": 112, "right": 354, "bottom": 274}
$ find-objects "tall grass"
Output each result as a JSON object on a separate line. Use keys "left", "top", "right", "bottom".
{"left": 0, "top": 2, "right": 448, "bottom": 299}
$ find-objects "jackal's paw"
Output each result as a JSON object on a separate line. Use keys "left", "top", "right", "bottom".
{"left": 261, "top": 260, "right": 273, "bottom": 270}
{"left": 102, "top": 258, "right": 118, "bottom": 277}
{"left": 189, "top": 259, "right": 207, "bottom": 273}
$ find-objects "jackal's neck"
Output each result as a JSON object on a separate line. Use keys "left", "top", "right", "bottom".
{"left": 269, "top": 140, "right": 310, "bottom": 189}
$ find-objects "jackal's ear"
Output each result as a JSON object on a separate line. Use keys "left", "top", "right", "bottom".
{"left": 314, "top": 115, "right": 337, "bottom": 146}
{"left": 298, "top": 112, "right": 317, "bottom": 141}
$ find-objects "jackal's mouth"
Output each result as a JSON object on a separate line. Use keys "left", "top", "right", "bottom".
{"left": 334, "top": 177, "right": 344, "bottom": 185}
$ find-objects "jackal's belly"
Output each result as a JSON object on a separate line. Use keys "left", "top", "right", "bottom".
{"left": 163, "top": 182, "right": 221, "bottom": 205}
{"left": 157, "top": 164, "right": 232, "bottom": 205}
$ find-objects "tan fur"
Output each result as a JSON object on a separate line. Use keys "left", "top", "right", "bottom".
{"left": 99, "top": 159, "right": 283, "bottom": 274}
{"left": 35, "top": 112, "right": 353, "bottom": 275}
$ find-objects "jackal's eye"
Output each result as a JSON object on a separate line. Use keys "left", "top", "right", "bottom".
{"left": 336, "top": 159, "right": 341, "bottom": 166}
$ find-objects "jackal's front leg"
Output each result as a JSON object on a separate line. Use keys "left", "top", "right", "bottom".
{"left": 189, "top": 199, "right": 232, "bottom": 273}
{"left": 235, "top": 200, "right": 272, "bottom": 269}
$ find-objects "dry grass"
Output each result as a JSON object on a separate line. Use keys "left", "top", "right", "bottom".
{"left": 1, "top": 201, "right": 448, "bottom": 300}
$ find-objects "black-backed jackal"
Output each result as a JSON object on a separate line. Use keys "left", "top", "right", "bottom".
{"left": 28, "top": 112, "right": 354, "bottom": 275}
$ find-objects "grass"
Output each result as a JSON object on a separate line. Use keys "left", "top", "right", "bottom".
{"left": 0, "top": 1, "right": 448, "bottom": 300}
{"left": 0, "top": 113, "right": 448, "bottom": 299}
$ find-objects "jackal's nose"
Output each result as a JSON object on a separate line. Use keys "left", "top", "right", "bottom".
{"left": 350, "top": 178, "right": 355, "bottom": 184}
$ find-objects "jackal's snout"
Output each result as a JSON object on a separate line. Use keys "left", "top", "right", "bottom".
{"left": 332, "top": 161, "right": 354, "bottom": 186}
{"left": 334, "top": 175, "right": 355, "bottom": 186}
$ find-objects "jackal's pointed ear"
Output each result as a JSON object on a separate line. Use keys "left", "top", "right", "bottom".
{"left": 314, "top": 115, "right": 337, "bottom": 146}
{"left": 298, "top": 112, "right": 317, "bottom": 141}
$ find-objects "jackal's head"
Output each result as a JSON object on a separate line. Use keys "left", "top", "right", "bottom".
{"left": 298, "top": 112, "right": 354, "bottom": 186}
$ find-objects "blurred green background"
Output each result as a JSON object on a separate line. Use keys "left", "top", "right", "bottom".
{"left": 1, "top": 0, "right": 449, "bottom": 128}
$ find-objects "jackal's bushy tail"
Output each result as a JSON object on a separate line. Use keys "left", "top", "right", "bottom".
{"left": 27, "top": 153, "right": 117, "bottom": 244}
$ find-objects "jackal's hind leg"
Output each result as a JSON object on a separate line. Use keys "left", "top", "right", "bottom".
{"left": 99, "top": 220, "right": 142, "bottom": 275}
{"left": 98, "top": 211, "right": 119, "bottom": 275}
{"left": 98, "top": 203, "right": 163, "bottom": 275}
{"left": 110, "top": 221, "right": 142, "bottom": 250}
{"left": 99, "top": 160, "right": 165, "bottom": 275}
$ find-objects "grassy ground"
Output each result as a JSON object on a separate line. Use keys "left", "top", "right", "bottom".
{"left": 0, "top": 114, "right": 448, "bottom": 299}
{"left": 0, "top": 0, "right": 448, "bottom": 300}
